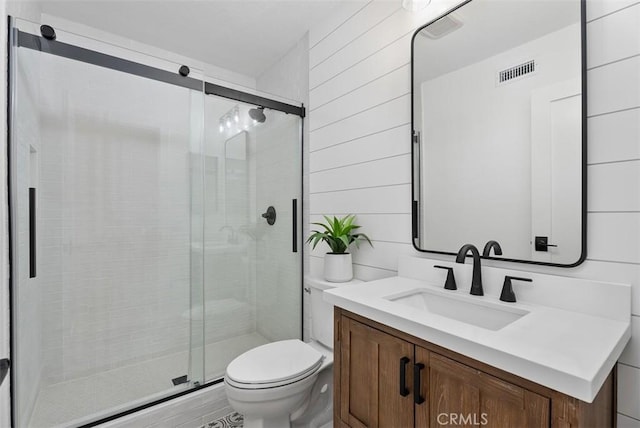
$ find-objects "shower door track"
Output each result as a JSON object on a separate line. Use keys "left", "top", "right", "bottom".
{"left": 8, "top": 19, "right": 306, "bottom": 428}
{"left": 15, "top": 28, "right": 306, "bottom": 118}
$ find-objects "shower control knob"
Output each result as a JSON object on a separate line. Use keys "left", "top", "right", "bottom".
{"left": 261, "top": 206, "right": 276, "bottom": 225}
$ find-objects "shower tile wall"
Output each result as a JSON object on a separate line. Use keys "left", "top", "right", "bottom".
{"left": 34, "top": 51, "right": 194, "bottom": 384}
{"left": 307, "top": 0, "right": 640, "bottom": 425}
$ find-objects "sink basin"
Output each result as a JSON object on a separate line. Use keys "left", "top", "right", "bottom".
{"left": 385, "top": 289, "right": 529, "bottom": 331}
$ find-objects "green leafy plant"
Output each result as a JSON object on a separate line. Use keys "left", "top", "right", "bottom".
{"left": 306, "top": 214, "right": 372, "bottom": 254}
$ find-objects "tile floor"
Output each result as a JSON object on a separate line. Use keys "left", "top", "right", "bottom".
{"left": 28, "top": 333, "right": 268, "bottom": 428}
{"left": 203, "top": 411, "right": 243, "bottom": 428}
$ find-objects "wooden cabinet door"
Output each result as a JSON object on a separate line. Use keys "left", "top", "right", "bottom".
{"left": 339, "top": 316, "right": 414, "bottom": 428}
{"left": 426, "top": 352, "right": 550, "bottom": 428}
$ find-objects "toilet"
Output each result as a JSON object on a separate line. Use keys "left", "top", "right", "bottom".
{"left": 224, "top": 276, "right": 361, "bottom": 428}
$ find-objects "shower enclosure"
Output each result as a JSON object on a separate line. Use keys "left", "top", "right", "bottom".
{"left": 8, "top": 19, "right": 302, "bottom": 427}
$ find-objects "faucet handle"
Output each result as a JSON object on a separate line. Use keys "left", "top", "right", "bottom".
{"left": 434, "top": 265, "right": 457, "bottom": 290}
{"left": 500, "top": 276, "right": 532, "bottom": 303}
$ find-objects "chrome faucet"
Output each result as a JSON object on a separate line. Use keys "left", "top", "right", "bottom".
{"left": 455, "top": 244, "right": 483, "bottom": 296}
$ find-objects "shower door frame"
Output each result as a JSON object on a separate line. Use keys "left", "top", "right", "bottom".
{"left": 7, "top": 18, "right": 305, "bottom": 428}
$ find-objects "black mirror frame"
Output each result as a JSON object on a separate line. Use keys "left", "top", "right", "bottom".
{"left": 409, "top": 0, "right": 587, "bottom": 268}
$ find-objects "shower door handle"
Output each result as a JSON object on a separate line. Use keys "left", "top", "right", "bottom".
{"left": 29, "top": 187, "right": 36, "bottom": 278}
{"left": 292, "top": 199, "right": 297, "bottom": 253}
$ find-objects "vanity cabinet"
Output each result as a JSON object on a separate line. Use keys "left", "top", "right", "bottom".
{"left": 337, "top": 315, "right": 414, "bottom": 427}
{"left": 334, "top": 308, "right": 615, "bottom": 428}
{"left": 421, "top": 349, "right": 549, "bottom": 427}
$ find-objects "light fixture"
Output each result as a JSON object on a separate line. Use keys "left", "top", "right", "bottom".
{"left": 218, "top": 104, "right": 265, "bottom": 134}
{"left": 402, "top": 0, "right": 430, "bottom": 11}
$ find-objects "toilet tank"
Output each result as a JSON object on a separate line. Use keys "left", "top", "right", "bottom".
{"left": 307, "top": 277, "right": 362, "bottom": 349}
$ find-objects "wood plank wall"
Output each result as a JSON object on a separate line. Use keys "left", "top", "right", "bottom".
{"left": 307, "top": 1, "right": 640, "bottom": 425}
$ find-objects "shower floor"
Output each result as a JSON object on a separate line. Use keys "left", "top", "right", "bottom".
{"left": 28, "top": 333, "right": 269, "bottom": 428}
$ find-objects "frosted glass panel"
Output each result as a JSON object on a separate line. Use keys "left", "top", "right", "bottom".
{"left": 11, "top": 31, "right": 204, "bottom": 427}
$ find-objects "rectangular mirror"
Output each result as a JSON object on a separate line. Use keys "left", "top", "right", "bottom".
{"left": 411, "top": 0, "right": 586, "bottom": 266}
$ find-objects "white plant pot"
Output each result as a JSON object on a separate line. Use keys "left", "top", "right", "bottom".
{"left": 324, "top": 253, "right": 353, "bottom": 283}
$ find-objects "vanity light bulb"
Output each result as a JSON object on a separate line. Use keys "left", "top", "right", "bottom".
{"left": 219, "top": 120, "right": 224, "bottom": 133}
{"left": 226, "top": 117, "right": 232, "bottom": 128}
{"left": 234, "top": 108, "right": 240, "bottom": 123}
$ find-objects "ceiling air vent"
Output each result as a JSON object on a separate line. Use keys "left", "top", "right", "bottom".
{"left": 420, "top": 14, "right": 463, "bottom": 39}
{"left": 498, "top": 60, "right": 536, "bottom": 84}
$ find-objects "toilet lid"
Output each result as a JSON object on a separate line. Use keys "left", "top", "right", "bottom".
{"left": 226, "top": 339, "right": 324, "bottom": 385}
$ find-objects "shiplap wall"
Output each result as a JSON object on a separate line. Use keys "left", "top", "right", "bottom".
{"left": 307, "top": 0, "right": 640, "bottom": 425}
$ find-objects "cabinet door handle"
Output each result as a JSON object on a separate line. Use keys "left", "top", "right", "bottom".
{"left": 414, "top": 362, "right": 425, "bottom": 404}
{"left": 399, "top": 356, "right": 410, "bottom": 397}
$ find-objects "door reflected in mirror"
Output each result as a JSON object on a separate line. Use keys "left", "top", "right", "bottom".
{"left": 411, "top": 0, "right": 585, "bottom": 266}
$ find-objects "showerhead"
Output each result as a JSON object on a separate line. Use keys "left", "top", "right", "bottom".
{"left": 249, "top": 107, "right": 266, "bottom": 123}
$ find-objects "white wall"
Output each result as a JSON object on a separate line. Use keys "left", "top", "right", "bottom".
{"left": 308, "top": 0, "right": 640, "bottom": 425}
{"left": 308, "top": 0, "right": 453, "bottom": 280}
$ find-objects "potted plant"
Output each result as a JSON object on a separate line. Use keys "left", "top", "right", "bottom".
{"left": 306, "top": 214, "right": 372, "bottom": 282}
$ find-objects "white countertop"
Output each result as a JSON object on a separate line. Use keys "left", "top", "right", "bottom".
{"left": 323, "top": 257, "right": 631, "bottom": 403}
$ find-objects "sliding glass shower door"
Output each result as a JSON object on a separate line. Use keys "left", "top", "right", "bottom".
{"left": 202, "top": 97, "right": 302, "bottom": 381}
{"left": 10, "top": 20, "right": 206, "bottom": 427}
{"left": 9, "top": 18, "right": 303, "bottom": 428}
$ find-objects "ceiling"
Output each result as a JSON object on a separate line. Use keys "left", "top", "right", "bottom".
{"left": 40, "top": 0, "right": 349, "bottom": 78}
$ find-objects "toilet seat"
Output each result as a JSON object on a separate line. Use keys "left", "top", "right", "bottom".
{"left": 226, "top": 339, "right": 324, "bottom": 390}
